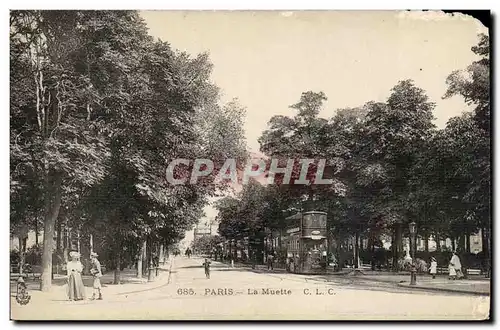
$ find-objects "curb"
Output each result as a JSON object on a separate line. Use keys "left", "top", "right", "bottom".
{"left": 116, "top": 261, "right": 173, "bottom": 296}
{"left": 396, "top": 283, "right": 490, "bottom": 296}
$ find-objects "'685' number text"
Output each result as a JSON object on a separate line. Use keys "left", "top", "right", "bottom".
{"left": 177, "top": 288, "right": 195, "bottom": 295}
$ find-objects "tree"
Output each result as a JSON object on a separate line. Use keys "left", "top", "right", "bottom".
{"left": 441, "top": 34, "right": 490, "bottom": 274}
{"left": 10, "top": 10, "right": 248, "bottom": 289}
{"left": 11, "top": 11, "right": 116, "bottom": 290}
{"left": 192, "top": 235, "right": 224, "bottom": 255}
{"left": 259, "top": 91, "right": 346, "bottom": 210}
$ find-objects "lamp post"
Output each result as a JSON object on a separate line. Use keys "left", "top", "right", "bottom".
{"left": 409, "top": 221, "right": 417, "bottom": 285}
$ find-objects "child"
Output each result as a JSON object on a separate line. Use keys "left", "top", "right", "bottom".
{"left": 430, "top": 257, "right": 437, "bottom": 279}
{"left": 449, "top": 262, "right": 457, "bottom": 280}
{"left": 90, "top": 252, "right": 103, "bottom": 300}
{"left": 202, "top": 258, "right": 211, "bottom": 279}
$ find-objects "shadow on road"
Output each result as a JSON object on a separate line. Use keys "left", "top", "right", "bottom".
{"left": 213, "top": 268, "right": 258, "bottom": 272}
{"left": 179, "top": 265, "right": 227, "bottom": 269}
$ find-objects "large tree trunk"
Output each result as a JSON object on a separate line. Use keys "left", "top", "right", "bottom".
{"left": 435, "top": 232, "right": 441, "bottom": 252}
{"left": 141, "top": 240, "right": 147, "bottom": 276}
{"left": 354, "top": 231, "right": 360, "bottom": 268}
{"left": 77, "top": 230, "right": 81, "bottom": 253}
{"left": 56, "top": 219, "right": 62, "bottom": 252}
{"left": 18, "top": 237, "right": 25, "bottom": 274}
{"left": 391, "top": 226, "right": 397, "bottom": 272}
{"left": 63, "top": 226, "right": 69, "bottom": 263}
{"left": 40, "top": 174, "right": 63, "bottom": 292}
{"left": 465, "top": 228, "right": 471, "bottom": 253}
{"left": 147, "top": 237, "right": 154, "bottom": 281}
{"left": 482, "top": 227, "right": 490, "bottom": 277}
{"left": 458, "top": 234, "right": 465, "bottom": 253}
{"left": 137, "top": 242, "right": 143, "bottom": 279}
{"left": 370, "top": 235, "right": 375, "bottom": 271}
{"left": 451, "top": 238, "right": 456, "bottom": 252}
{"left": 393, "top": 223, "right": 403, "bottom": 272}
{"left": 17, "top": 225, "right": 28, "bottom": 274}
{"left": 114, "top": 249, "right": 121, "bottom": 284}
{"left": 424, "top": 233, "right": 429, "bottom": 253}
{"left": 159, "top": 244, "right": 164, "bottom": 265}
{"left": 396, "top": 224, "right": 403, "bottom": 257}
{"left": 35, "top": 219, "right": 39, "bottom": 245}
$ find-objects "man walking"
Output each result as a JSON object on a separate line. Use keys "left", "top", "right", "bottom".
{"left": 267, "top": 252, "right": 274, "bottom": 271}
{"left": 202, "top": 258, "right": 211, "bottom": 279}
{"left": 90, "top": 252, "right": 103, "bottom": 300}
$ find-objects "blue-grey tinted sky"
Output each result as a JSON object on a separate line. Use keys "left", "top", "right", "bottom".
{"left": 141, "top": 10, "right": 487, "bottom": 152}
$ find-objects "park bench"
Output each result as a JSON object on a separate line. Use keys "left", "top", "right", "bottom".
{"left": 467, "top": 269, "right": 481, "bottom": 276}
{"left": 436, "top": 267, "right": 481, "bottom": 276}
{"left": 27, "top": 265, "right": 43, "bottom": 281}
{"left": 436, "top": 267, "right": 448, "bottom": 274}
{"left": 10, "top": 264, "right": 20, "bottom": 274}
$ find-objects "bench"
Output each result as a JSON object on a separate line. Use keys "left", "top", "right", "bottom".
{"left": 436, "top": 267, "right": 481, "bottom": 276}
{"left": 10, "top": 265, "right": 20, "bottom": 274}
{"left": 436, "top": 267, "right": 448, "bottom": 274}
{"left": 467, "top": 269, "right": 481, "bottom": 275}
{"left": 29, "top": 265, "right": 43, "bottom": 280}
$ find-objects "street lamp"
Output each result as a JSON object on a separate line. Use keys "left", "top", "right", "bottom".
{"left": 409, "top": 221, "right": 417, "bottom": 285}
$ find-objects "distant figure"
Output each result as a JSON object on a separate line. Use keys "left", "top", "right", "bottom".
{"left": 430, "top": 257, "right": 437, "bottom": 279}
{"left": 90, "top": 252, "right": 103, "bottom": 300}
{"left": 185, "top": 248, "right": 192, "bottom": 258}
{"left": 449, "top": 262, "right": 457, "bottom": 280}
{"left": 67, "top": 251, "right": 85, "bottom": 301}
{"left": 202, "top": 258, "right": 211, "bottom": 279}
{"left": 450, "top": 252, "right": 464, "bottom": 279}
{"left": 267, "top": 253, "right": 274, "bottom": 270}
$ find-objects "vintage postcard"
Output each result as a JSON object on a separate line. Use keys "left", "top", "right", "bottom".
{"left": 10, "top": 10, "right": 490, "bottom": 321}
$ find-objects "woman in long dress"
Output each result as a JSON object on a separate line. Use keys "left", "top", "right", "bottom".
{"left": 450, "top": 252, "right": 464, "bottom": 279}
{"left": 67, "top": 251, "right": 86, "bottom": 301}
{"left": 430, "top": 257, "right": 437, "bottom": 279}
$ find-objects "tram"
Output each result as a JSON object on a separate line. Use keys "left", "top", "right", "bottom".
{"left": 281, "top": 211, "right": 328, "bottom": 274}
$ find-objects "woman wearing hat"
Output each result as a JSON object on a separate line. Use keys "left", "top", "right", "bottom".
{"left": 67, "top": 251, "right": 86, "bottom": 301}
{"left": 429, "top": 257, "right": 437, "bottom": 279}
{"left": 90, "top": 252, "right": 103, "bottom": 300}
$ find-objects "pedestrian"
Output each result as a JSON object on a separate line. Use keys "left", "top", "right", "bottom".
{"left": 449, "top": 262, "right": 457, "bottom": 280}
{"left": 450, "top": 251, "right": 464, "bottom": 279}
{"left": 430, "top": 257, "right": 437, "bottom": 279}
{"left": 202, "top": 258, "right": 211, "bottom": 279}
{"left": 67, "top": 251, "right": 86, "bottom": 301}
{"left": 267, "top": 253, "right": 274, "bottom": 271}
{"left": 90, "top": 252, "right": 103, "bottom": 300}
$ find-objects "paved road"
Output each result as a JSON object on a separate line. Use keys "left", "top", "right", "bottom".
{"left": 11, "top": 257, "right": 489, "bottom": 320}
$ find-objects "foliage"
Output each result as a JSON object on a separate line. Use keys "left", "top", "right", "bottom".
{"left": 10, "top": 10, "right": 247, "bottom": 284}
{"left": 191, "top": 235, "right": 224, "bottom": 254}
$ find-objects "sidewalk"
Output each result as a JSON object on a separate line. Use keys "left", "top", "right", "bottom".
{"left": 11, "top": 259, "right": 173, "bottom": 302}
{"left": 326, "top": 273, "right": 491, "bottom": 296}
{"left": 215, "top": 260, "right": 490, "bottom": 296}
{"left": 396, "top": 278, "right": 490, "bottom": 296}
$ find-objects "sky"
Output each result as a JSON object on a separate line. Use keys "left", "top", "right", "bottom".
{"left": 139, "top": 10, "right": 488, "bottom": 243}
